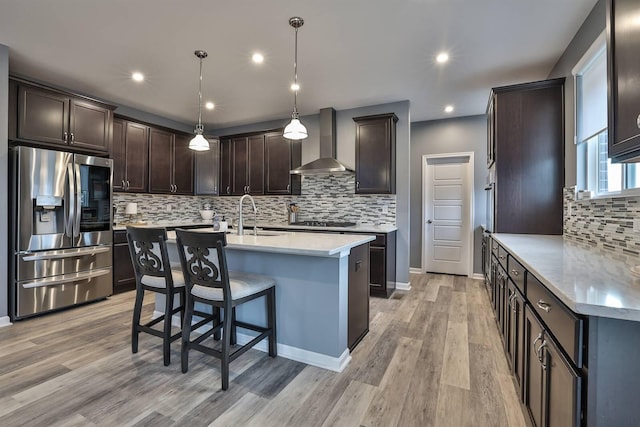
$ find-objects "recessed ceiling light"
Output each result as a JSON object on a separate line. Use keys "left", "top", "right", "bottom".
{"left": 444, "top": 105, "right": 454, "bottom": 113}
{"left": 436, "top": 52, "right": 449, "bottom": 64}
{"left": 205, "top": 101, "right": 215, "bottom": 110}
{"left": 131, "top": 72, "right": 144, "bottom": 82}
{"left": 252, "top": 53, "right": 264, "bottom": 63}
{"left": 290, "top": 83, "right": 300, "bottom": 91}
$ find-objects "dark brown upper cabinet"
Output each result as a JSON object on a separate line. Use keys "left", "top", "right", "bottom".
{"left": 607, "top": 0, "right": 640, "bottom": 162}
{"left": 148, "top": 127, "right": 193, "bottom": 195}
{"left": 220, "top": 138, "right": 233, "bottom": 196}
{"left": 111, "top": 118, "right": 149, "bottom": 193}
{"left": 353, "top": 113, "right": 397, "bottom": 194}
{"left": 489, "top": 78, "right": 564, "bottom": 235}
{"left": 195, "top": 138, "right": 220, "bottom": 195}
{"left": 264, "top": 132, "right": 301, "bottom": 195}
{"left": 229, "top": 135, "right": 264, "bottom": 195}
{"left": 12, "top": 79, "right": 113, "bottom": 153}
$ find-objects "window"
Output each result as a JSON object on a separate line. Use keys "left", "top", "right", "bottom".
{"left": 574, "top": 32, "right": 640, "bottom": 195}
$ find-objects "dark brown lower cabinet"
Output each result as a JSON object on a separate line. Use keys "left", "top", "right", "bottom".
{"left": 525, "top": 306, "right": 582, "bottom": 427}
{"left": 348, "top": 243, "right": 370, "bottom": 350}
{"left": 113, "top": 231, "right": 136, "bottom": 294}
{"left": 507, "top": 280, "right": 526, "bottom": 399}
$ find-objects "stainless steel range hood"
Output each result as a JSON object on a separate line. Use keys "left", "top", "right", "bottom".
{"left": 290, "top": 107, "right": 355, "bottom": 175}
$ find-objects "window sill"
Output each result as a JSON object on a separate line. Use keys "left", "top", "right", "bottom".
{"left": 579, "top": 187, "right": 640, "bottom": 201}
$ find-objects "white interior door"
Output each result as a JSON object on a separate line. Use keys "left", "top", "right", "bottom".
{"left": 424, "top": 155, "right": 472, "bottom": 276}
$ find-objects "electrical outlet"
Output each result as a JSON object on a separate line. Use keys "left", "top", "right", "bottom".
{"left": 634, "top": 218, "right": 640, "bottom": 233}
{"left": 381, "top": 205, "right": 389, "bottom": 214}
{"left": 567, "top": 203, "right": 572, "bottom": 217}
{"left": 166, "top": 204, "right": 172, "bottom": 212}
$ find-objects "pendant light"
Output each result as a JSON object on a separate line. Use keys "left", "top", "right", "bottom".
{"left": 283, "top": 17, "right": 308, "bottom": 140}
{"left": 189, "top": 50, "right": 210, "bottom": 151}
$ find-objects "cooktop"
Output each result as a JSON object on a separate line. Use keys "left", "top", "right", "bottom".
{"left": 290, "top": 221, "right": 357, "bottom": 228}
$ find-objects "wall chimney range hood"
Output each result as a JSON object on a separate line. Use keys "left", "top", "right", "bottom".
{"left": 290, "top": 107, "right": 355, "bottom": 175}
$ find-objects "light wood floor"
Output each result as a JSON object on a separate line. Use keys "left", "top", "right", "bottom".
{"left": 0, "top": 274, "right": 527, "bottom": 427}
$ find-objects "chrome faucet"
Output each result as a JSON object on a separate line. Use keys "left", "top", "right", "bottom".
{"left": 238, "top": 194, "right": 257, "bottom": 236}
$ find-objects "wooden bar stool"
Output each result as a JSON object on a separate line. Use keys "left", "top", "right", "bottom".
{"left": 127, "top": 226, "right": 186, "bottom": 366}
{"left": 175, "top": 229, "right": 277, "bottom": 390}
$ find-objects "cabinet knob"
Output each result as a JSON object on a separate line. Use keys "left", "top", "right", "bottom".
{"left": 637, "top": 114, "right": 640, "bottom": 129}
{"left": 356, "top": 181, "right": 360, "bottom": 190}
{"left": 287, "top": 184, "right": 290, "bottom": 192}
{"left": 63, "top": 131, "right": 68, "bottom": 142}
{"left": 427, "top": 219, "right": 433, "bottom": 224}
{"left": 511, "top": 269, "right": 519, "bottom": 276}
{"left": 70, "top": 132, "right": 75, "bottom": 142}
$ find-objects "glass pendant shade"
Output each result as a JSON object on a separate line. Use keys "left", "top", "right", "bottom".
{"left": 284, "top": 115, "right": 308, "bottom": 140}
{"left": 189, "top": 131, "right": 209, "bottom": 151}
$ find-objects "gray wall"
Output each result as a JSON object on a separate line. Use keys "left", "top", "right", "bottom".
{"left": 0, "top": 45, "right": 8, "bottom": 321}
{"left": 547, "top": 0, "right": 606, "bottom": 186}
{"left": 410, "top": 115, "right": 487, "bottom": 274}
{"left": 212, "top": 101, "right": 412, "bottom": 285}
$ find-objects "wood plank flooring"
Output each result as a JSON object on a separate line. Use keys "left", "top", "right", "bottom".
{"left": 0, "top": 274, "right": 527, "bottom": 426}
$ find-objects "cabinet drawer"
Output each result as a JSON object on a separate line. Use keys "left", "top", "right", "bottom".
{"left": 491, "top": 239, "right": 499, "bottom": 256}
{"left": 497, "top": 246, "right": 508, "bottom": 267}
{"left": 527, "top": 275, "right": 583, "bottom": 367}
{"left": 114, "top": 230, "right": 128, "bottom": 244}
{"left": 370, "top": 234, "right": 386, "bottom": 247}
{"left": 507, "top": 256, "right": 526, "bottom": 293}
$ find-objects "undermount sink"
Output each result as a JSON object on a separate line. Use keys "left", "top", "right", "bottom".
{"left": 241, "top": 230, "right": 284, "bottom": 237}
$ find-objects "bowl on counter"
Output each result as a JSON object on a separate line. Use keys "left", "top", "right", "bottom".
{"left": 199, "top": 210, "right": 215, "bottom": 220}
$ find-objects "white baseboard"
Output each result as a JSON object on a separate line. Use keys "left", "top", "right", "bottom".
{"left": 395, "top": 281, "right": 411, "bottom": 291}
{"left": 236, "top": 332, "right": 351, "bottom": 372}
{"left": 153, "top": 310, "right": 352, "bottom": 372}
{"left": 471, "top": 273, "right": 484, "bottom": 280}
{"left": 0, "top": 316, "right": 12, "bottom": 328}
{"left": 409, "top": 267, "right": 423, "bottom": 275}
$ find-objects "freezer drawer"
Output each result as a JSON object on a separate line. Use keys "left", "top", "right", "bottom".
{"left": 16, "top": 245, "right": 112, "bottom": 281}
{"left": 15, "top": 267, "right": 112, "bottom": 319}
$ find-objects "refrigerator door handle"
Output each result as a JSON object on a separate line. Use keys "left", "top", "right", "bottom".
{"left": 66, "top": 163, "right": 75, "bottom": 238}
{"left": 74, "top": 163, "right": 82, "bottom": 237}
{"left": 22, "top": 245, "right": 111, "bottom": 261}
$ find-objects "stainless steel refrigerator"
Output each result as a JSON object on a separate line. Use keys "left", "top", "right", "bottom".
{"left": 10, "top": 146, "right": 114, "bottom": 319}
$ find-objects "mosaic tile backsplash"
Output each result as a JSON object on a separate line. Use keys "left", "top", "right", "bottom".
{"left": 563, "top": 186, "right": 640, "bottom": 256}
{"left": 114, "top": 174, "right": 396, "bottom": 226}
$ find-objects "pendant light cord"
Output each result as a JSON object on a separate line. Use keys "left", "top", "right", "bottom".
{"left": 293, "top": 26, "right": 298, "bottom": 115}
{"left": 197, "top": 56, "right": 203, "bottom": 129}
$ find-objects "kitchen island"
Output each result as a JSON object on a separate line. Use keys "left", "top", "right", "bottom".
{"left": 162, "top": 229, "right": 375, "bottom": 372}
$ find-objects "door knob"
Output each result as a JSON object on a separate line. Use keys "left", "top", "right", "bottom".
{"left": 427, "top": 219, "right": 433, "bottom": 224}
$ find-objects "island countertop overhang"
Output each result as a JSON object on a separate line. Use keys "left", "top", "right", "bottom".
{"left": 165, "top": 228, "right": 375, "bottom": 258}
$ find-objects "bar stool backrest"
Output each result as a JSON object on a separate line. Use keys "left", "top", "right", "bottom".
{"left": 174, "top": 230, "right": 231, "bottom": 303}
{"left": 127, "top": 226, "right": 174, "bottom": 288}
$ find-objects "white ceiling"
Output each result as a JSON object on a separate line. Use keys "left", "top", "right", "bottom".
{"left": 0, "top": 0, "right": 598, "bottom": 129}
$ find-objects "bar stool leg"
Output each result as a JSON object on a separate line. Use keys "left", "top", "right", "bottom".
{"left": 213, "top": 307, "right": 221, "bottom": 341}
{"left": 181, "top": 295, "right": 195, "bottom": 374}
{"left": 230, "top": 308, "right": 237, "bottom": 346}
{"left": 267, "top": 287, "right": 277, "bottom": 357}
{"left": 163, "top": 292, "right": 174, "bottom": 366}
{"left": 221, "top": 306, "right": 233, "bottom": 390}
{"left": 132, "top": 287, "right": 144, "bottom": 354}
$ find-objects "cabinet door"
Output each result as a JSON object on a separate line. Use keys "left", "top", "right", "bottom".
{"left": 248, "top": 134, "right": 265, "bottom": 195}
{"left": 69, "top": 98, "right": 112, "bottom": 153}
{"left": 512, "top": 289, "right": 526, "bottom": 400}
{"left": 544, "top": 335, "right": 582, "bottom": 427}
{"left": 265, "top": 133, "right": 293, "bottom": 194}
{"left": 348, "top": 243, "right": 370, "bottom": 350}
{"left": 173, "top": 133, "right": 194, "bottom": 195}
{"left": 505, "top": 280, "right": 516, "bottom": 360}
{"left": 525, "top": 307, "right": 546, "bottom": 427}
{"left": 220, "top": 139, "right": 233, "bottom": 195}
{"left": 232, "top": 137, "right": 249, "bottom": 195}
{"left": 354, "top": 114, "right": 397, "bottom": 194}
{"left": 148, "top": 127, "right": 175, "bottom": 194}
{"left": 608, "top": 0, "right": 640, "bottom": 160}
{"left": 111, "top": 118, "right": 126, "bottom": 191}
{"left": 195, "top": 139, "right": 220, "bottom": 195}
{"left": 17, "top": 85, "right": 69, "bottom": 145}
{"left": 369, "top": 246, "right": 386, "bottom": 289}
{"left": 124, "top": 122, "right": 149, "bottom": 193}
{"left": 113, "top": 242, "right": 136, "bottom": 294}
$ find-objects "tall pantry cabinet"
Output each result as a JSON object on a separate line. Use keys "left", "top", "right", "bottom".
{"left": 487, "top": 78, "right": 565, "bottom": 235}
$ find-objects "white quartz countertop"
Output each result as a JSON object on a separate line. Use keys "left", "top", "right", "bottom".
{"left": 492, "top": 234, "right": 640, "bottom": 321}
{"left": 115, "top": 220, "right": 397, "bottom": 233}
{"left": 165, "top": 228, "right": 375, "bottom": 258}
